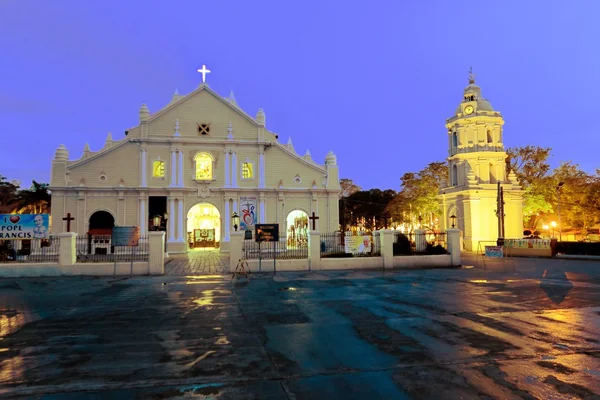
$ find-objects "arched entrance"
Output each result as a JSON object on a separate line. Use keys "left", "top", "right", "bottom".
{"left": 286, "top": 210, "right": 309, "bottom": 248}
{"left": 187, "top": 203, "right": 221, "bottom": 249}
{"left": 88, "top": 211, "right": 115, "bottom": 235}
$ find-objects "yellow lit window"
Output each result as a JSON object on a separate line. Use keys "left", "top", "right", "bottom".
{"left": 242, "top": 162, "right": 253, "bottom": 179}
{"left": 195, "top": 153, "right": 213, "bottom": 180}
{"left": 152, "top": 160, "right": 165, "bottom": 178}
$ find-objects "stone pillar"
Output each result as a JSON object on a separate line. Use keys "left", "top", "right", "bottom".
{"left": 168, "top": 198, "right": 175, "bottom": 242}
{"left": 57, "top": 232, "right": 77, "bottom": 266}
{"left": 415, "top": 229, "right": 427, "bottom": 252}
{"left": 229, "top": 231, "right": 243, "bottom": 272}
{"left": 259, "top": 195, "right": 266, "bottom": 223}
{"left": 170, "top": 150, "right": 177, "bottom": 187}
{"left": 379, "top": 229, "right": 394, "bottom": 269}
{"left": 139, "top": 197, "right": 147, "bottom": 234}
{"left": 224, "top": 197, "right": 231, "bottom": 242}
{"left": 231, "top": 151, "right": 238, "bottom": 188}
{"left": 308, "top": 230, "right": 321, "bottom": 271}
{"left": 148, "top": 231, "right": 165, "bottom": 275}
{"left": 259, "top": 151, "right": 265, "bottom": 188}
{"left": 177, "top": 199, "right": 184, "bottom": 241}
{"left": 178, "top": 150, "right": 184, "bottom": 187}
{"left": 224, "top": 151, "right": 230, "bottom": 188}
{"left": 140, "top": 148, "right": 147, "bottom": 187}
{"left": 447, "top": 229, "right": 461, "bottom": 267}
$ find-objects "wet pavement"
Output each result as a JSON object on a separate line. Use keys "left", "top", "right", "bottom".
{"left": 1, "top": 256, "right": 600, "bottom": 399}
{"left": 165, "top": 249, "right": 229, "bottom": 275}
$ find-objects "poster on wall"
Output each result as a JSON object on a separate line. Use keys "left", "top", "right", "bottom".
{"left": 112, "top": 226, "right": 140, "bottom": 246}
{"left": 0, "top": 214, "right": 50, "bottom": 239}
{"left": 345, "top": 235, "right": 372, "bottom": 254}
{"left": 240, "top": 196, "right": 257, "bottom": 230}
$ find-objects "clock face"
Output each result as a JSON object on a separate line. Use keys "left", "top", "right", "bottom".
{"left": 464, "top": 105, "right": 474, "bottom": 115}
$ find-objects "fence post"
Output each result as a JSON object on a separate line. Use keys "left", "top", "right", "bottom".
{"left": 446, "top": 229, "right": 461, "bottom": 266}
{"left": 57, "top": 232, "right": 77, "bottom": 266}
{"left": 378, "top": 229, "right": 394, "bottom": 269}
{"left": 415, "top": 229, "right": 427, "bottom": 252}
{"left": 148, "top": 232, "right": 165, "bottom": 275}
{"left": 229, "top": 232, "right": 244, "bottom": 272}
{"left": 308, "top": 230, "right": 321, "bottom": 271}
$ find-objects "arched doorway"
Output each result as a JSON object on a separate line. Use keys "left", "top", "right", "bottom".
{"left": 88, "top": 211, "right": 115, "bottom": 235}
{"left": 286, "top": 210, "right": 308, "bottom": 248}
{"left": 187, "top": 203, "right": 221, "bottom": 249}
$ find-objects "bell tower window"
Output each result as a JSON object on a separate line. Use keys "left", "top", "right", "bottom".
{"left": 487, "top": 129, "right": 493, "bottom": 143}
{"left": 451, "top": 164, "right": 458, "bottom": 186}
{"left": 452, "top": 132, "right": 458, "bottom": 148}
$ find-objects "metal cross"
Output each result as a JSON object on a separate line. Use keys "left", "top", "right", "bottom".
{"left": 62, "top": 213, "right": 75, "bottom": 232}
{"left": 308, "top": 212, "right": 319, "bottom": 231}
{"left": 197, "top": 64, "right": 211, "bottom": 83}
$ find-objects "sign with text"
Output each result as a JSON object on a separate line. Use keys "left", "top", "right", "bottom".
{"left": 112, "top": 226, "right": 140, "bottom": 246}
{"left": 0, "top": 214, "right": 49, "bottom": 240}
{"left": 255, "top": 224, "right": 279, "bottom": 242}
{"left": 505, "top": 239, "right": 551, "bottom": 249}
{"left": 485, "top": 245, "right": 504, "bottom": 258}
{"left": 345, "top": 235, "right": 372, "bottom": 254}
{"left": 240, "top": 196, "right": 257, "bottom": 231}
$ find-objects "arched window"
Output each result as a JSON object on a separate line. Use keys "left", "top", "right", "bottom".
{"left": 452, "top": 132, "right": 458, "bottom": 148}
{"left": 451, "top": 165, "right": 458, "bottom": 186}
{"left": 487, "top": 129, "right": 493, "bottom": 144}
{"left": 194, "top": 153, "right": 213, "bottom": 180}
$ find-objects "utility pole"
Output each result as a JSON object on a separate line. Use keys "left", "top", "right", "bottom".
{"left": 496, "top": 182, "right": 505, "bottom": 239}
{"left": 557, "top": 182, "right": 564, "bottom": 241}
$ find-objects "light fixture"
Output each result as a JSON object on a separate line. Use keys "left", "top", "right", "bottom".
{"left": 232, "top": 212, "right": 240, "bottom": 232}
{"left": 449, "top": 215, "right": 457, "bottom": 228}
{"left": 153, "top": 214, "right": 162, "bottom": 230}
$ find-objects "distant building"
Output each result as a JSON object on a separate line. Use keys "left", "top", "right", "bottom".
{"left": 50, "top": 74, "right": 340, "bottom": 253}
{"left": 439, "top": 70, "right": 523, "bottom": 250}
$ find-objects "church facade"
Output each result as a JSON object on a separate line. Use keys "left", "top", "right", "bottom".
{"left": 50, "top": 77, "right": 341, "bottom": 253}
{"left": 439, "top": 71, "right": 523, "bottom": 251}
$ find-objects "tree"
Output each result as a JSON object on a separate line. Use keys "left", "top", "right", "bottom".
{"left": 12, "top": 180, "right": 51, "bottom": 214}
{"left": 0, "top": 175, "right": 20, "bottom": 213}
{"left": 343, "top": 188, "right": 396, "bottom": 231}
{"left": 339, "top": 178, "right": 361, "bottom": 198}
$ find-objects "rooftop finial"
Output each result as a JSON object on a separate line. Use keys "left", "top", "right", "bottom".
{"left": 468, "top": 66, "right": 476, "bottom": 84}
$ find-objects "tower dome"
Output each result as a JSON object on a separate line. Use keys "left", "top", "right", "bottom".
{"left": 54, "top": 144, "right": 69, "bottom": 161}
{"left": 454, "top": 68, "right": 495, "bottom": 114}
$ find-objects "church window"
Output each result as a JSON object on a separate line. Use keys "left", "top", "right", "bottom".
{"left": 489, "top": 163, "right": 496, "bottom": 183}
{"left": 242, "top": 161, "right": 254, "bottom": 179}
{"left": 194, "top": 153, "right": 213, "bottom": 180}
{"left": 487, "top": 129, "right": 493, "bottom": 143}
{"left": 152, "top": 160, "right": 165, "bottom": 178}
{"left": 451, "top": 165, "right": 458, "bottom": 186}
{"left": 452, "top": 132, "right": 458, "bottom": 148}
{"left": 198, "top": 124, "right": 210, "bottom": 135}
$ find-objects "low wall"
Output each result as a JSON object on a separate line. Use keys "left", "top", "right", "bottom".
{"left": 505, "top": 248, "right": 552, "bottom": 257}
{"left": 393, "top": 254, "right": 452, "bottom": 269}
{"left": 246, "top": 259, "right": 309, "bottom": 272}
{"left": 0, "top": 262, "right": 150, "bottom": 278}
{"left": 320, "top": 257, "right": 382, "bottom": 270}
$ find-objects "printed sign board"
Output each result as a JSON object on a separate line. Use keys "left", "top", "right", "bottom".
{"left": 244, "top": 230, "right": 252, "bottom": 240}
{"left": 0, "top": 214, "right": 50, "bottom": 240}
{"left": 112, "top": 226, "right": 140, "bottom": 246}
{"left": 485, "top": 245, "right": 504, "bottom": 258}
{"left": 505, "top": 239, "right": 551, "bottom": 249}
{"left": 345, "top": 235, "right": 372, "bottom": 254}
{"left": 255, "top": 224, "right": 279, "bottom": 242}
{"left": 240, "top": 196, "right": 257, "bottom": 231}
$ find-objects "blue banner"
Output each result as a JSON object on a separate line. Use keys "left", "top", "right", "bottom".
{"left": 0, "top": 214, "right": 50, "bottom": 240}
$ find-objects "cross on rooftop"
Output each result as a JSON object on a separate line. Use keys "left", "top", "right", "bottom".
{"left": 197, "top": 64, "right": 211, "bottom": 83}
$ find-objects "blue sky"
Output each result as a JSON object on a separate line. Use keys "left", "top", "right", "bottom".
{"left": 1, "top": 0, "right": 598, "bottom": 190}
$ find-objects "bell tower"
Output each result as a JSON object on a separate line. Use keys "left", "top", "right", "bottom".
{"left": 439, "top": 69, "right": 523, "bottom": 251}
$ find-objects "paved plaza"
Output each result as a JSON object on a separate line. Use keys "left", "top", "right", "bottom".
{"left": 1, "top": 255, "right": 600, "bottom": 399}
{"left": 165, "top": 249, "right": 229, "bottom": 275}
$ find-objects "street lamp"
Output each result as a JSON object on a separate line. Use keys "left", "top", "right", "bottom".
{"left": 449, "top": 215, "right": 457, "bottom": 229}
{"left": 231, "top": 212, "right": 240, "bottom": 232}
{"left": 557, "top": 182, "right": 564, "bottom": 241}
{"left": 152, "top": 214, "right": 162, "bottom": 231}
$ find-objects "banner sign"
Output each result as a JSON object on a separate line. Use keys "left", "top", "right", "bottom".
{"left": 240, "top": 197, "right": 257, "bottom": 231}
{"left": 112, "top": 226, "right": 140, "bottom": 246}
{"left": 485, "top": 245, "right": 504, "bottom": 258}
{"left": 255, "top": 224, "right": 279, "bottom": 242}
{"left": 0, "top": 214, "right": 49, "bottom": 240}
{"left": 505, "top": 239, "right": 551, "bottom": 249}
{"left": 345, "top": 235, "right": 372, "bottom": 254}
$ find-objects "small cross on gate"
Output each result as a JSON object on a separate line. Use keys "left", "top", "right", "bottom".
{"left": 308, "top": 212, "right": 319, "bottom": 231}
{"left": 62, "top": 213, "right": 75, "bottom": 232}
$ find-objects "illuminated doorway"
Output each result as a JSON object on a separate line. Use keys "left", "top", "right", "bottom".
{"left": 286, "top": 210, "right": 308, "bottom": 248}
{"left": 187, "top": 203, "right": 221, "bottom": 249}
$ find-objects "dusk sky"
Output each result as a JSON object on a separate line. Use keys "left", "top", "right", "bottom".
{"left": 1, "top": 1, "right": 598, "bottom": 191}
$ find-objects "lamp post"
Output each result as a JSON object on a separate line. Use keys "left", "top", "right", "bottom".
{"left": 449, "top": 215, "right": 457, "bottom": 229}
{"left": 152, "top": 215, "right": 162, "bottom": 231}
{"left": 557, "top": 182, "right": 564, "bottom": 241}
{"left": 232, "top": 212, "right": 240, "bottom": 232}
{"left": 163, "top": 212, "right": 169, "bottom": 252}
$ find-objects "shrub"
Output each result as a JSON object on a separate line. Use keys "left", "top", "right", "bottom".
{"left": 393, "top": 234, "right": 411, "bottom": 255}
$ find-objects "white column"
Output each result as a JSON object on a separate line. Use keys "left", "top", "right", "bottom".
{"left": 259, "top": 151, "right": 265, "bottom": 188}
{"left": 231, "top": 151, "right": 238, "bottom": 188}
{"left": 178, "top": 151, "right": 184, "bottom": 187}
{"left": 224, "top": 151, "right": 230, "bottom": 188}
{"left": 224, "top": 198, "right": 231, "bottom": 241}
{"left": 177, "top": 199, "right": 184, "bottom": 241}
{"left": 170, "top": 150, "right": 176, "bottom": 186}
{"left": 259, "top": 197, "right": 265, "bottom": 223}
{"left": 139, "top": 197, "right": 147, "bottom": 234}
{"left": 140, "top": 148, "right": 147, "bottom": 187}
{"left": 168, "top": 198, "right": 175, "bottom": 242}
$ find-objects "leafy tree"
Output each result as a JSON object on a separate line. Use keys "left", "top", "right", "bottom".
{"left": 12, "top": 180, "right": 51, "bottom": 214}
{"left": 339, "top": 178, "right": 361, "bottom": 198}
{"left": 0, "top": 175, "right": 20, "bottom": 213}
{"left": 342, "top": 188, "right": 397, "bottom": 231}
